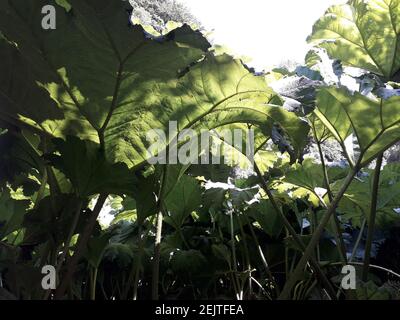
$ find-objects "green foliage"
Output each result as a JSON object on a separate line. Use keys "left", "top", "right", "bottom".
{"left": 164, "top": 175, "right": 202, "bottom": 229}
{"left": 22, "top": 194, "right": 84, "bottom": 246}
{"left": 308, "top": 0, "right": 400, "bottom": 79}
{"left": 283, "top": 158, "right": 347, "bottom": 193}
{"left": 315, "top": 87, "right": 400, "bottom": 166}
{"left": 0, "top": 0, "right": 210, "bottom": 167}
{"left": 0, "top": 188, "right": 30, "bottom": 239}
{"left": 0, "top": 0, "right": 399, "bottom": 301}
{"left": 247, "top": 200, "right": 284, "bottom": 237}
{"left": 47, "top": 136, "right": 138, "bottom": 197}
{"left": 0, "top": 0, "right": 308, "bottom": 170}
{"left": 305, "top": 49, "right": 322, "bottom": 69}
{"left": 338, "top": 163, "right": 400, "bottom": 228}
{"left": 355, "top": 281, "right": 397, "bottom": 300}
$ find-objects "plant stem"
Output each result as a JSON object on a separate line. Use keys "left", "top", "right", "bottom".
{"left": 237, "top": 215, "right": 252, "bottom": 298}
{"left": 152, "top": 210, "right": 164, "bottom": 300}
{"left": 122, "top": 222, "right": 143, "bottom": 300}
{"left": 315, "top": 136, "right": 347, "bottom": 264}
{"left": 350, "top": 218, "right": 366, "bottom": 262}
{"left": 57, "top": 201, "right": 83, "bottom": 272}
{"left": 244, "top": 215, "right": 279, "bottom": 296}
{"left": 91, "top": 267, "right": 98, "bottom": 300}
{"left": 286, "top": 228, "right": 292, "bottom": 277}
{"left": 131, "top": 223, "right": 143, "bottom": 300}
{"left": 311, "top": 209, "right": 320, "bottom": 262}
{"left": 253, "top": 162, "right": 337, "bottom": 299}
{"left": 43, "top": 201, "right": 83, "bottom": 300}
{"left": 55, "top": 194, "right": 108, "bottom": 299}
{"left": 33, "top": 169, "right": 48, "bottom": 208}
{"left": 152, "top": 165, "right": 168, "bottom": 300}
{"left": 250, "top": 276, "right": 272, "bottom": 300}
{"left": 362, "top": 153, "right": 383, "bottom": 281}
{"left": 278, "top": 167, "right": 359, "bottom": 300}
{"left": 229, "top": 210, "right": 242, "bottom": 300}
{"left": 132, "top": 261, "right": 141, "bottom": 300}
{"left": 39, "top": 241, "right": 52, "bottom": 269}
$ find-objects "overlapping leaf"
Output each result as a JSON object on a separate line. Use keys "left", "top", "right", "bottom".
{"left": 0, "top": 0, "right": 209, "bottom": 164}
{"left": 315, "top": 87, "right": 400, "bottom": 166}
{"left": 247, "top": 199, "right": 284, "bottom": 237}
{"left": 164, "top": 174, "right": 202, "bottom": 229}
{"left": 337, "top": 163, "right": 400, "bottom": 228}
{"left": 0, "top": 0, "right": 309, "bottom": 170}
{"left": 0, "top": 188, "right": 29, "bottom": 239}
{"left": 46, "top": 136, "right": 138, "bottom": 197}
{"left": 308, "top": 0, "right": 400, "bottom": 79}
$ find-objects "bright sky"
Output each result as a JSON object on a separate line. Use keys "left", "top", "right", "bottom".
{"left": 181, "top": 0, "right": 346, "bottom": 71}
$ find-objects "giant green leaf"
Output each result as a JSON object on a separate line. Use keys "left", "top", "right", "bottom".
{"left": 315, "top": 87, "right": 400, "bottom": 166}
{"left": 0, "top": 0, "right": 209, "bottom": 162}
{"left": 308, "top": 0, "right": 400, "bottom": 79}
{"left": 183, "top": 56, "right": 309, "bottom": 162}
{"left": 0, "top": 0, "right": 309, "bottom": 170}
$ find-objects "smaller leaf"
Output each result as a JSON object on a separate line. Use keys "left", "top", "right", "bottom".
{"left": 164, "top": 175, "right": 202, "bottom": 229}
{"left": 47, "top": 136, "right": 138, "bottom": 197}
{"left": 248, "top": 200, "right": 284, "bottom": 237}
{"left": 0, "top": 189, "right": 29, "bottom": 239}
